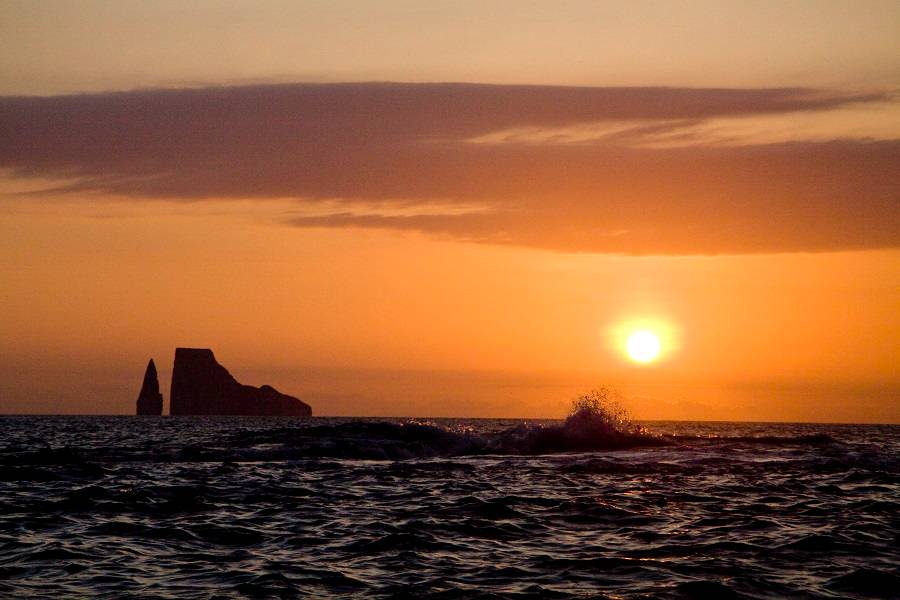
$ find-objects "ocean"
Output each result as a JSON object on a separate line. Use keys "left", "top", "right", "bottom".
{"left": 0, "top": 416, "right": 897, "bottom": 598}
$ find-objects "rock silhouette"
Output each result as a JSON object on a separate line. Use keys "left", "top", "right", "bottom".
{"left": 135, "top": 359, "right": 163, "bottom": 415}
{"left": 169, "top": 348, "right": 311, "bottom": 416}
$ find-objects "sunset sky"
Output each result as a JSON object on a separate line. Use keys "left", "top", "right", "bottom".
{"left": 1, "top": 1, "right": 898, "bottom": 421}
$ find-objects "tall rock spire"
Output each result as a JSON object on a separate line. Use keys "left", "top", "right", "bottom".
{"left": 136, "top": 358, "right": 163, "bottom": 415}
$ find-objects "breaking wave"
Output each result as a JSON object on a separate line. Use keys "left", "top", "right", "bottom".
{"left": 3, "top": 418, "right": 670, "bottom": 465}
{"left": 1, "top": 418, "right": 856, "bottom": 467}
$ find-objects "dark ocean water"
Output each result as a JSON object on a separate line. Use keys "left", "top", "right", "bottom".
{"left": 0, "top": 416, "right": 898, "bottom": 599}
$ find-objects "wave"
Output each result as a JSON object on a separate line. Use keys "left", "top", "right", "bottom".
{"left": 229, "top": 415, "right": 671, "bottom": 460}
{"left": 1, "top": 414, "right": 669, "bottom": 465}
{"left": 0, "top": 403, "right": 863, "bottom": 465}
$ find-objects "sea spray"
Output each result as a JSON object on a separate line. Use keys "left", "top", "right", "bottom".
{"left": 484, "top": 387, "right": 669, "bottom": 454}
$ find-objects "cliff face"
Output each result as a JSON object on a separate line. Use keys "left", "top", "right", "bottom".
{"left": 136, "top": 359, "right": 163, "bottom": 415}
{"left": 169, "top": 348, "right": 312, "bottom": 416}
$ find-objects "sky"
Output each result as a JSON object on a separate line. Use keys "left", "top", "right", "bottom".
{"left": 0, "top": 1, "right": 898, "bottom": 421}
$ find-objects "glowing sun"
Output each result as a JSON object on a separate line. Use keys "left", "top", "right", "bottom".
{"left": 626, "top": 330, "right": 661, "bottom": 363}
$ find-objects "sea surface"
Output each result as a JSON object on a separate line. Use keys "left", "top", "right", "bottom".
{"left": 0, "top": 416, "right": 898, "bottom": 599}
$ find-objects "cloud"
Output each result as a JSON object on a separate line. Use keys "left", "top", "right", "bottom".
{"left": 0, "top": 82, "right": 897, "bottom": 254}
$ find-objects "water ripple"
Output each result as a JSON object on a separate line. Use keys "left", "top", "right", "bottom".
{"left": 0, "top": 417, "right": 897, "bottom": 598}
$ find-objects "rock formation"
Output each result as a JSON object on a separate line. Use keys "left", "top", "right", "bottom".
{"left": 169, "top": 348, "right": 312, "bottom": 416}
{"left": 135, "top": 359, "right": 163, "bottom": 415}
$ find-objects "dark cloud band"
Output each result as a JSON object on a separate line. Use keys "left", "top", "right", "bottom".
{"left": 0, "top": 82, "right": 896, "bottom": 254}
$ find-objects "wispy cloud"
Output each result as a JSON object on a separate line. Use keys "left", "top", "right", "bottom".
{"left": 1, "top": 82, "right": 897, "bottom": 254}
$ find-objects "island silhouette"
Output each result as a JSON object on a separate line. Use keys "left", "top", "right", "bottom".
{"left": 136, "top": 348, "right": 311, "bottom": 417}
{"left": 135, "top": 359, "right": 163, "bottom": 416}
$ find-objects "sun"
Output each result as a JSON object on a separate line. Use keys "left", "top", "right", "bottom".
{"left": 626, "top": 330, "right": 661, "bottom": 363}
{"left": 608, "top": 317, "right": 676, "bottom": 364}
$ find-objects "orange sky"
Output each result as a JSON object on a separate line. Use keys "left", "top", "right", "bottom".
{"left": 0, "top": 2, "right": 898, "bottom": 421}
